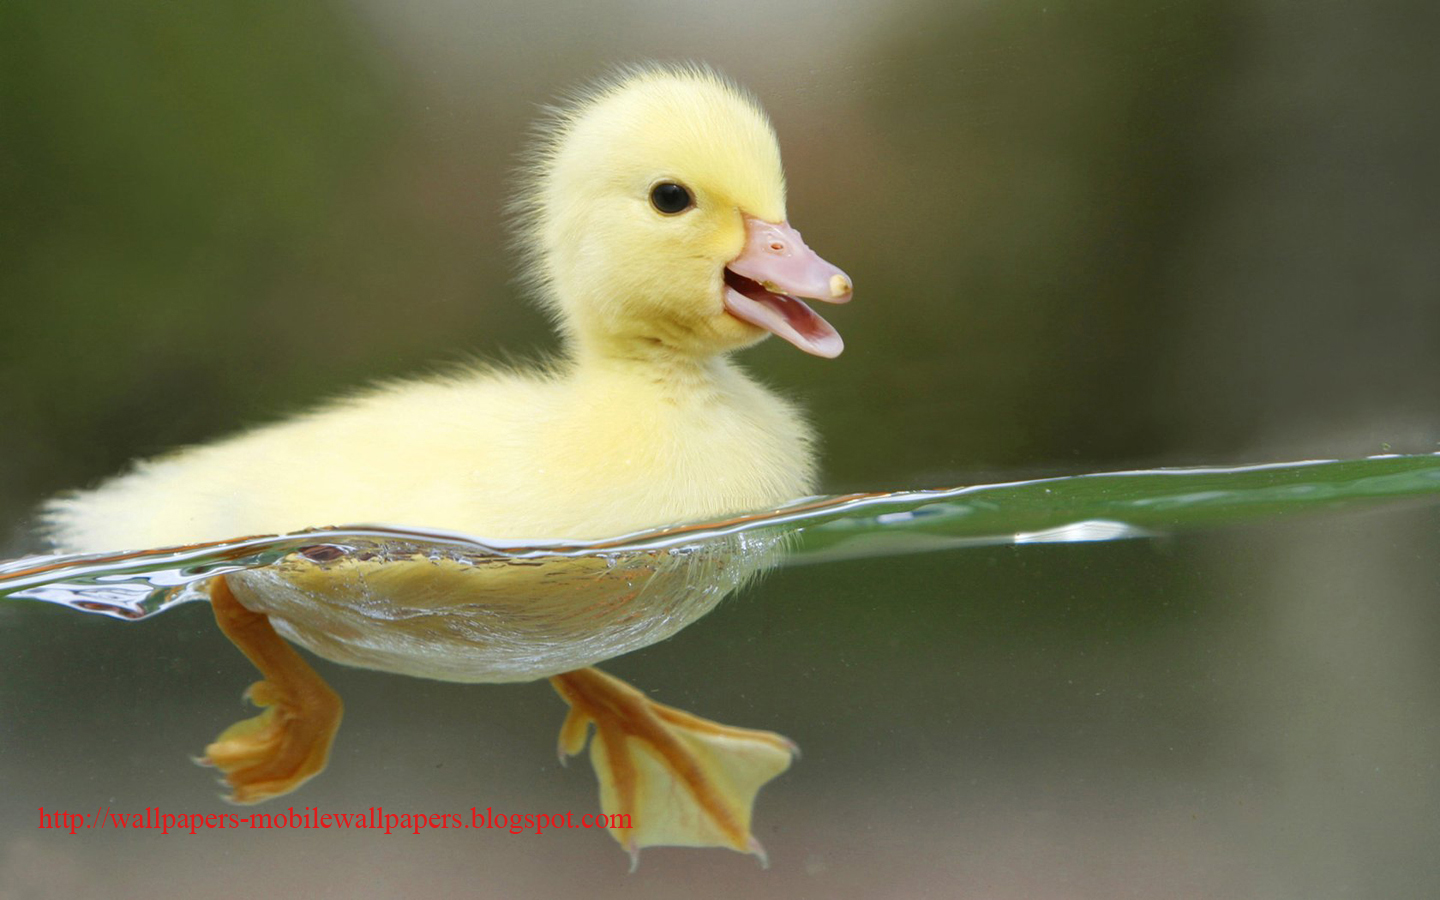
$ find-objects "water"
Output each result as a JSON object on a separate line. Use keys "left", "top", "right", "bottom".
{"left": 7, "top": 460, "right": 1440, "bottom": 895}
{"left": 6, "top": 452, "right": 1438, "bottom": 622}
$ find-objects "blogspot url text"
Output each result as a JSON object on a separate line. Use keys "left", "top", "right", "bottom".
{"left": 38, "top": 806, "right": 631, "bottom": 836}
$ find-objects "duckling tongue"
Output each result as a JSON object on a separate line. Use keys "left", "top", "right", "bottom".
{"left": 723, "top": 217, "right": 852, "bottom": 359}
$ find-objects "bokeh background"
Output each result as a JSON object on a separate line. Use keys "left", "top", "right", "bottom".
{"left": 3, "top": 1, "right": 1439, "bottom": 897}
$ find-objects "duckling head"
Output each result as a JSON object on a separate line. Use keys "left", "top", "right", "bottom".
{"left": 515, "top": 64, "right": 852, "bottom": 362}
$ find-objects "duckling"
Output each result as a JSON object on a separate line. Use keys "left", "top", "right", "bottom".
{"left": 43, "top": 64, "right": 853, "bottom": 864}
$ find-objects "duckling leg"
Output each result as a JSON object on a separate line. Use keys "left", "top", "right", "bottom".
{"left": 197, "top": 575, "right": 343, "bottom": 803}
{"left": 550, "top": 666, "right": 796, "bottom": 867}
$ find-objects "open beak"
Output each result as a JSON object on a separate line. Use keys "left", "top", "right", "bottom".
{"left": 723, "top": 216, "right": 853, "bottom": 358}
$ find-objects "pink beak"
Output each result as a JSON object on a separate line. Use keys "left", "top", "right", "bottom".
{"left": 722, "top": 216, "right": 853, "bottom": 358}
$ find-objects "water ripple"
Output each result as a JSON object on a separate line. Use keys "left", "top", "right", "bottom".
{"left": 3, "top": 453, "right": 1438, "bottom": 624}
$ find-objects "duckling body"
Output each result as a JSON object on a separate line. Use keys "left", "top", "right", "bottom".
{"left": 40, "top": 64, "right": 853, "bottom": 864}
{"left": 48, "top": 351, "right": 817, "bottom": 686}
{"left": 47, "top": 353, "right": 814, "bottom": 549}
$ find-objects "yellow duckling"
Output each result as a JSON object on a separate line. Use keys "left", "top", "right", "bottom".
{"left": 43, "top": 64, "right": 853, "bottom": 865}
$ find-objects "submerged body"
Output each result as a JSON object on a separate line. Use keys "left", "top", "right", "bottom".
{"left": 224, "top": 530, "right": 788, "bottom": 683}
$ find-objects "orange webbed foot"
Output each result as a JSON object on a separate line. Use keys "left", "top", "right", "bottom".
{"left": 199, "top": 576, "right": 343, "bottom": 803}
{"left": 200, "top": 676, "right": 342, "bottom": 803}
{"left": 551, "top": 667, "right": 796, "bottom": 867}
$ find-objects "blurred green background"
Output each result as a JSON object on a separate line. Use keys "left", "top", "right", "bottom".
{"left": 3, "top": 1, "right": 1439, "bottom": 897}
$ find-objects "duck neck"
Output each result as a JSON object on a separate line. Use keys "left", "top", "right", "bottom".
{"left": 568, "top": 335, "right": 737, "bottom": 397}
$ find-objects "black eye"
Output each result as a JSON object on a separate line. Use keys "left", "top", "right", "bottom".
{"left": 649, "top": 181, "right": 693, "bottom": 215}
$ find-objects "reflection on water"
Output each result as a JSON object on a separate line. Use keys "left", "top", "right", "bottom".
{"left": 5, "top": 453, "right": 1438, "bottom": 623}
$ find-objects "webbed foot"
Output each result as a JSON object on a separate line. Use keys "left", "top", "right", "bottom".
{"left": 550, "top": 666, "right": 796, "bottom": 867}
{"left": 199, "top": 576, "right": 343, "bottom": 803}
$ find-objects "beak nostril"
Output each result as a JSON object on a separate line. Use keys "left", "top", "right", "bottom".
{"left": 768, "top": 242, "right": 784, "bottom": 252}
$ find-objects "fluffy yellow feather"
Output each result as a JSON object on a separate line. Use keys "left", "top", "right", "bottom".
{"left": 45, "top": 64, "right": 844, "bottom": 552}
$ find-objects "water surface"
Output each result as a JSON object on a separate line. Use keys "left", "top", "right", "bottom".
{"left": 6, "top": 452, "right": 1437, "bottom": 621}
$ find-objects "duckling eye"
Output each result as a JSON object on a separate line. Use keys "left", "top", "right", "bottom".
{"left": 649, "top": 182, "right": 694, "bottom": 215}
